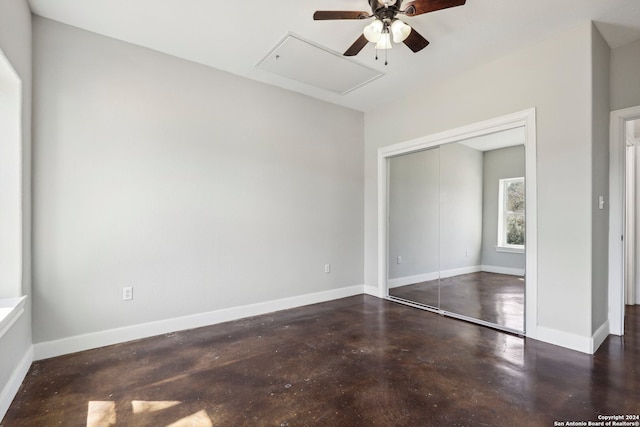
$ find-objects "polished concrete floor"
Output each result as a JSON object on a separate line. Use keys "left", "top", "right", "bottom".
{"left": 389, "top": 272, "right": 525, "bottom": 331}
{"left": 3, "top": 296, "right": 639, "bottom": 426}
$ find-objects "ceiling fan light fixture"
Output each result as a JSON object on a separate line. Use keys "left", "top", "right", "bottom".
{"left": 390, "top": 19, "right": 411, "bottom": 43}
{"left": 363, "top": 19, "right": 384, "bottom": 43}
{"left": 375, "top": 32, "right": 393, "bottom": 50}
{"left": 314, "top": 0, "right": 467, "bottom": 57}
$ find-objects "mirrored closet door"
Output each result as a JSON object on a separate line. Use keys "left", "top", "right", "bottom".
{"left": 387, "top": 148, "right": 441, "bottom": 309}
{"left": 387, "top": 128, "right": 526, "bottom": 334}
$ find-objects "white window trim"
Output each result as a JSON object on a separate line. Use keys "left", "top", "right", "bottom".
{"left": 0, "top": 49, "right": 23, "bottom": 300}
{"left": 497, "top": 177, "right": 525, "bottom": 252}
{"left": 495, "top": 246, "right": 524, "bottom": 254}
{"left": 0, "top": 295, "right": 27, "bottom": 340}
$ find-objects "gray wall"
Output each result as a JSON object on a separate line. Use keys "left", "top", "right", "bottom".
{"left": 591, "top": 25, "right": 610, "bottom": 330}
{"left": 611, "top": 38, "right": 640, "bottom": 111}
{"left": 32, "top": 17, "right": 364, "bottom": 343}
{"left": 0, "top": 0, "right": 32, "bottom": 415}
{"left": 365, "top": 23, "right": 599, "bottom": 339}
{"left": 439, "top": 143, "right": 483, "bottom": 272}
{"left": 480, "top": 145, "right": 526, "bottom": 271}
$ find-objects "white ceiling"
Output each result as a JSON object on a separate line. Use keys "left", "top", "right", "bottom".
{"left": 27, "top": 0, "right": 640, "bottom": 112}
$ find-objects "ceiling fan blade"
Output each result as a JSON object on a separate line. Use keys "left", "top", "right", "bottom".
{"left": 344, "top": 34, "right": 369, "bottom": 56}
{"left": 403, "top": 28, "right": 430, "bottom": 52}
{"left": 403, "top": 0, "right": 466, "bottom": 16}
{"left": 313, "top": 11, "right": 371, "bottom": 20}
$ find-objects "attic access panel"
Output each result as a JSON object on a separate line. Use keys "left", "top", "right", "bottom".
{"left": 257, "top": 33, "right": 383, "bottom": 95}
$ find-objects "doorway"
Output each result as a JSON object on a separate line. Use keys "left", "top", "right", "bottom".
{"left": 609, "top": 106, "right": 640, "bottom": 336}
{"left": 625, "top": 121, "right": 640, "bottom": 306}
{"left": 377, "top": 109, "right": 538, "bottom": 338}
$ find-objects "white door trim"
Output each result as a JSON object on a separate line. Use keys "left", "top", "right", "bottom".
{"left": 377, "top": 108, "right": 538, "bottom": 338}
{"left": 609, "top": 105, "right": 640, "bottom": 336}
{"left": 625, "top": 144, "right": 636, "bottom": 305}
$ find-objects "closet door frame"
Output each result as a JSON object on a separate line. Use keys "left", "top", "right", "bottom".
{"left": 377, "top": 108, "right": 538, "bottom": 338}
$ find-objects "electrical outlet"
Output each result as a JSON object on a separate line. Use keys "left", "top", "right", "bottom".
{"left": 122, "top": 286, "right": 133, "bottom": 301}
{"left": 324, "top": 264, "right": 331, "bottom": 274}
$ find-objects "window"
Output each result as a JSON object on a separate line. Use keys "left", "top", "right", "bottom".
{"left": 497, "top": 177, "right": 525, "bottom": 252}
{"left": 0, "top": 49, "right": 25, "bottom": 338}
{"left": 0, "top": 50, "right": 22, "bottom": 299}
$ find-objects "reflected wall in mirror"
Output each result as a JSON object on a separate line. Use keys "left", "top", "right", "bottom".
{"left": 387, "top": 148, "right": 440, "bottom": 308}
{"left": 387, "top": 127, "right": 526, "bottom": 333}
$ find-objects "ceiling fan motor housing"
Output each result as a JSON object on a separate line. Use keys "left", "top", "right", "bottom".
{"left": 369, "top": 0, "right": 402, "bottom": 20}
{"left": 314, "top": 0, "right": 466, "bottom": 56}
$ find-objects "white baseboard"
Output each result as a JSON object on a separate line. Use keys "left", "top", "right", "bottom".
{"left": 363, "top": 285, "right": 382, "bottom": 297}
{"left": 387, "top": 272, "right": 439, "bottom": 288}
{"left": 439, "top": 265, "right": 482, "bottom": 279}
{"left": 481, "top": 265, "right": 525, "bottom": 276}
{"left": 591, "top": 320, "right": 610, "bottom": 353}
{"left": 388, "top": 265, "right": 528, "bottom": 286}
{"left": 536, "top": 322, "right": 610, "bottom": 355}
{"left": 536, "top": 326, "right": 592, "bottom": 353}
{"left": 388, "top": 266, "right": 485, "bottom": 288}
{"left": 33, "top": 285, "right": 365, "bottom": 361}
{"left": 0, "top": 345, "right": 33, "bottom": 421}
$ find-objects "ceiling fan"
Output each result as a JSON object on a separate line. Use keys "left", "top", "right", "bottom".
{"left": 313, "top": 0, "right": 466, "bottom": 59}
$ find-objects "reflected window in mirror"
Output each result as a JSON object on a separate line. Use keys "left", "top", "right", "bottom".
{"left": 497, "top": 177, "right": 525, "bottom": 253}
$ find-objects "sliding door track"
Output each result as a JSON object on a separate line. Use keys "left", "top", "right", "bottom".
{"left": 386, "top": 295, "right": 525, "bottom": 337}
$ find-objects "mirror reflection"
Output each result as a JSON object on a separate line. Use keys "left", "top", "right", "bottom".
{"left": 387, "top": 147, "right": 440, "bottom": 308}
{"left": 387, "top": 128, "right": 526, "bottom": 332}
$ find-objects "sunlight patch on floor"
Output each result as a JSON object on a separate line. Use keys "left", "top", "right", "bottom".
{"left": 166, "top": 410, "right": 214, "bottom": 427}
{"left": 87, "top": 401, "right": 116, "bottom": 427}
{"left": 87, "top": 401, "right": 213, "bottom": 426}
{"left": 132, "top": 400, "right": 182, "bottom": 414}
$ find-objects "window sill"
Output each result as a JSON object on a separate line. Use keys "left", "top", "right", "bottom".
{"left": 0, "top": 295, "right": 27, "bottom": 340}
{"left": 495, "top": 246, "right": 525, "bottom": 254}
